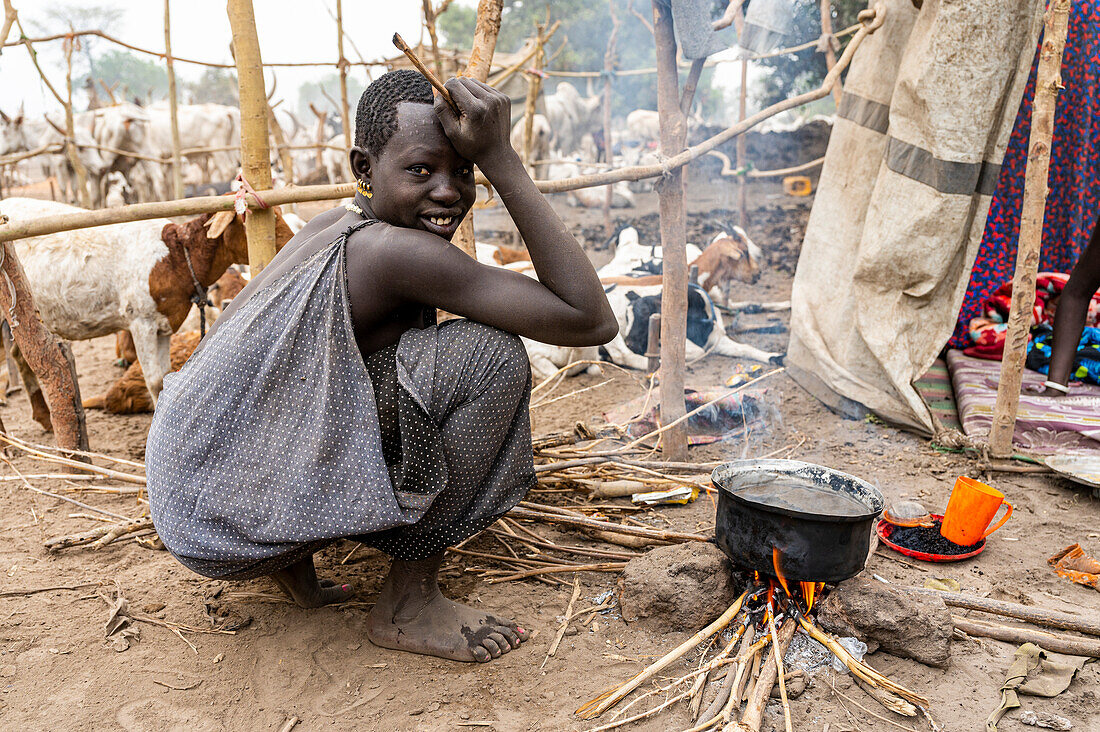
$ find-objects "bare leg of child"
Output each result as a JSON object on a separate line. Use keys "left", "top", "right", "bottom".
{"left": 1043, "top": 214, "right": 1100, "bottom": 395}
{"left": 366, "top": 552, "right": 528, "bottom": 663}
{"left": 270, "top": 554, "right": 355, "bottom": 608}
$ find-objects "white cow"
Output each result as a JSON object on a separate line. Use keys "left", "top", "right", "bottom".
{"left": 510, "top": 113, "right": 552, "bottom": 180}
{"left": 542, "top": 82, "right": 602, "bottom": 158}
{"left": 625, "top": 109, "right": 660, "bottom": 146}
{"left": 147, "top": 103, "right": 241, "bottom": 189}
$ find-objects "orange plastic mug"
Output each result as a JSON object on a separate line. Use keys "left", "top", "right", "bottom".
{"left": 939, "top": 477, "right": 1013, "bottom": 546}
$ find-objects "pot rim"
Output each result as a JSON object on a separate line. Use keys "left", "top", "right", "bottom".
{"left": 711, "top": 458, "right": 884, "bottom": 523}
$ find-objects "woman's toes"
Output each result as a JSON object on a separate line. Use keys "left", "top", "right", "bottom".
{"left": 472, "top": 646, "right": 491, "bottom": 663}
{"left": 489, "top": 631, "right": 513, "bottom": 653}
{"left": 318, "top": 583, "right": 354, "bottom": 605}
{"left": 497, "top": 626, "right": 519, "bottom": 649}
{"left": 482, "top": 637, "right": 503, "bottom": 658}
{"left": 515, "top": 626, "right": 530, "bottom": 643}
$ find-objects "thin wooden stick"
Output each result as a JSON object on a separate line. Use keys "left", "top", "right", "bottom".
{"left": 508, "top": 505, "right": 707, "bottom": 543}
{"left": 2, "top": 456, "right": 131, "bottom": 521}
{"left": 798, "top": 616, "right": 929, "bottom": 707}
{"left": 542, "top": 576, "right": 581, "bottom": 668}
{"left": 989, "top": 0, "right": 1072, "bottom": 456}
{"left": 905, "top": 587, "right": 1100, "bottom": 638}
{"left": 952, "top": 615, "right": 1100, "bottom": 658}
{"left": 0, "top": 581, "right": 101, "bottom": 598}
{"left": 768, "top": 611, "right": 793, "bottom": 732}
{"left": 392, "top": 32, "right": 459, "bottom": 114}
{"left": 740, "top": 618, "right": 796, "bottom": 732}
{"left": 0, "top": 433, "right": 145, "bottom": 484}
{"left": 576, "top": 590, "right": 749, "bottom": 719}
{"left": 830, "top": 677, "right": 918, "bottom": 732}
{"left": 485, "top": 562, "right": 625, "bottom": 583}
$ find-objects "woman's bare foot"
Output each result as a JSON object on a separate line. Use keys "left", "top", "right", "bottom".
{"left": 366, "top": 553, "right": 529, "bottom": 663}
{"left": 270, "top": 554, "right": 354, "bottom": 608}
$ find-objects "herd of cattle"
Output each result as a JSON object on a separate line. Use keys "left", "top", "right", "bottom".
{"left": 0, "top": 81, "right": 677, "bottom": 212}
{"left": 0, "top": 79, "right": 785, "bottom": 430}
{"left": 0, "top": 191, "right": 774, "bottom": 431}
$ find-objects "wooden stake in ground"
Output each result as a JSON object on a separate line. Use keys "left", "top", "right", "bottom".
{"left": 227, "top": 0, "right": 277, "bottom": 274}
{"left": 651, "top": 0, "right": 689, "bottom": 459}
{"left": 602, "top": 0, "right": 620, "bottom": 239}
{"left": 450, "top": 0, "right": 504, "bottom": 260}
{"left": 820, "top": 0, "right": 843, "bottom": 106}
{"left": 164, "top": 0, "right": 184, "bottom": 200}
{"left": 0, "top": 242, "right": 88, "bottom": 452}
{"left": 989, "top": 0, "right": 1072, "bottom": 457}
{"left": 335, "top": 0, "right": 352, "bottom": 162}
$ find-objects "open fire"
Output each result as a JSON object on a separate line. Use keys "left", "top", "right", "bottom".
{"left": 576, "top": 548, "right": 931, "bottom": 732}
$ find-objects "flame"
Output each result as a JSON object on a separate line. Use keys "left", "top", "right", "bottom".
{"left": 771, "top": 547, "right": 791, "bottom": 599}
{"left": 800, "top": 581, "right": 816, "bottom": 612}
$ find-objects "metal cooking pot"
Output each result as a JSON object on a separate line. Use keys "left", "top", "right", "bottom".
{"left": 711, "top": 459, "right": 884, "bottom": 583}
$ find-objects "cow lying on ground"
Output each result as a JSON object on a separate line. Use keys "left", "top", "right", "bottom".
{"left": 0, "top": 198, "right": 293, "bottom": 429}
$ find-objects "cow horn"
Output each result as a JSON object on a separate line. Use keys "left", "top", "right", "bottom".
{"left": 205, "top": 211, "right": 235, "bottom": 239}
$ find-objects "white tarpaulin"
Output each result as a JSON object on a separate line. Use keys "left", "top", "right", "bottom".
{"left": 788, "top": 0, "right": 1045, "bottom": 432}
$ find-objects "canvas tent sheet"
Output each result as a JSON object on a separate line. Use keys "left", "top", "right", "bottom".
{"left": 788, "top": 0, "right": 1045, "bottom": 433}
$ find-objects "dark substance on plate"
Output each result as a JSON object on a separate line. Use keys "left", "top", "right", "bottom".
{"left": 889, "top": 523, "right": 982, "bottom": 556}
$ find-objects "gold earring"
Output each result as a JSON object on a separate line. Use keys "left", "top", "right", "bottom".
{"left": 357, "top": 179, "right": 372, "bottom": 199}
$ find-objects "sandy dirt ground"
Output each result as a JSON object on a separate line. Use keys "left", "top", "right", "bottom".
{"left": 0, "top": 175, "right": 1097, "bottom": 731}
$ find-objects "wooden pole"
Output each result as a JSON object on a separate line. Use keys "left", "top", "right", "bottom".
{"left": 0, "top": 243, "right": 88, "bottom": 452}
{"left": 652, "top": 0, "right": 688, "bottom": 459}
{"left": 602, "top": 0, "right": 620, "bottom": 239}
{"left": 820, "top": 0, "right": 843, "bottom": 107}
{"left": 63, "top": 36, "right": 91, "bottom": 208}
{"left": 226, "top": 0, "right": 277, "bottom": 273}
{"left": 335, "top": 0, "right": 352, "bottom": 159}
{"left": 521, "top": 28, "right": 545, "bottom": 171}
{"left": 422, "top": 0, "right": 454, "bottom": 79}
{"left": 451, "top": 0, "right": 505, "bottom": 260}
{"left": 737, "top": 57, "right": 748, "bottom": 227}
{"left": 989, "top": 0, "right": 1071, "bottom": 457}
{"left": 164, "top": 0, "right": 184, "bottom": 200}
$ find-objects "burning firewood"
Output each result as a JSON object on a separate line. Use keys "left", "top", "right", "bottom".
{"left": 576, "top": 562, "right": 930, "bottom": 732}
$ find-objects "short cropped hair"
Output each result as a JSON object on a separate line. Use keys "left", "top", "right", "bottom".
{"left": 354, "top": 69, "right": 434, "bottom": 155}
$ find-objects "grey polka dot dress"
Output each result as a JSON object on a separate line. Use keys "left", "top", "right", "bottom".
{"left": 146, "top": 219, "right": 535, "bottom": 579}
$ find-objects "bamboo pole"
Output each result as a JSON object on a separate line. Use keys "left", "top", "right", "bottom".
{"left": 227, "top": 0, "right": 277, "bottom": 273}
{"left": 820, "top": 0, "right": 843, "bottom": 106}
{"left": 451, "top": 0, "right": 504, "bottom": 259}
{"left": 164, "top": 0, "right": 184, "bottom": 200}
{"left": 0, "top": 243, "right": 88, "bottom": 452}
{"left": 335, "top": 0, "right": 352, "bottom": 160}
{"left": 602, "top": 0, "right": 620, "bottom": 239}
{"left": 989, "top": 0, "right": 1071, "bottom": 457}
{"left": 652, "top": 0, "right": 688, "bottom": 459}
{"left": 0, "top": 9, "right": 886, "bottom": 245}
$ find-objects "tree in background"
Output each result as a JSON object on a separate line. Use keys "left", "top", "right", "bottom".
{"left": 296, "top": 74, "right": 366, "bottom": 129}
{"left": 183, "top": 69, "right": 239, "bottom": 106}
{"left": 27, "top": 2, "right": 124, "bottom": 83}
{"left": 437, "top": 0, "right": 673, "bottom": 117}
{"left": 78, "top": 50, "right": 167, "bottom": 105}
{"left": 753, "top": 0, "right": 863, "bottom": 107}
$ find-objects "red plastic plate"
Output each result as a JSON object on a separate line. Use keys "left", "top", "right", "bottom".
{"left": 877, "top": 514, "right": 986, "bottom": 563}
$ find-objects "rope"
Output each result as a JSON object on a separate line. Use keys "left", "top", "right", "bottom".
{"left": 233, "top": 173, "right": 269, "bottom": 215}
{"left": 181, "top": 246, "right": 211, "bottom": 338}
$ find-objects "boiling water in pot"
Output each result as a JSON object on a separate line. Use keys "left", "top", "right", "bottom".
{"left": 732, "top": 473, "right": 869, "bottom": 517}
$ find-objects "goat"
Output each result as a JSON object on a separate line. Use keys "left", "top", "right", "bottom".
{"left": 0, "top": 198, "right": 293, "bottom": 429}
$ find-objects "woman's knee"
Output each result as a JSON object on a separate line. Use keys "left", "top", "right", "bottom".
{"left": 445, "top": 321, "right": 530, "bottom": 378}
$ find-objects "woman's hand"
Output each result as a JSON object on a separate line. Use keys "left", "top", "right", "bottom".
{"left": 434, "top": 77, "right": 517, "bottom": 170}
